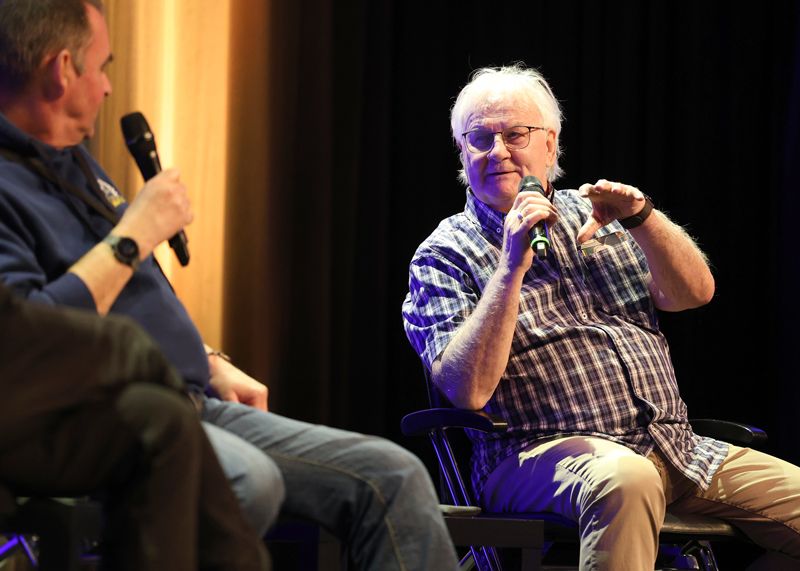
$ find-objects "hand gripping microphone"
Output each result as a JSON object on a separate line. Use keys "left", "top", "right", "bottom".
{"left": 518, "top": 175, "right": 550, "bottom": 258}
{"left": 120, "top": 112, "right": 190, "bottom": 266}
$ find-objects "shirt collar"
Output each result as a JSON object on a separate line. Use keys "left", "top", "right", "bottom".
{"left": 464, "top": 184, "right": 556, "bottom": 245}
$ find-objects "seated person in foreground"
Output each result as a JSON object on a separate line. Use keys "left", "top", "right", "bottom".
{"left": 0, "top": 283, "right": 268, "bottom": 571}
{"left": 402, "top": 64, "right": 800, "bottom": 571}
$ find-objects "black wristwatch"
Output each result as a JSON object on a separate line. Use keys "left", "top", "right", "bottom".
{"left": 618, "top": 194, "right": 654, "bottom": 229}
{"left": 103, "top": 234, "right": 141, "bottom": 271}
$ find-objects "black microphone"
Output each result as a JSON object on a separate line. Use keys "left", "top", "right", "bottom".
{"left": 518, "top": 175, "right": 550, "bottom": 258}
{"left": 120, "top": 111, "right": 190, "bottom": 266}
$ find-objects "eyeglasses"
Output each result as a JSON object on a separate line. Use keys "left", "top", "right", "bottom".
{"left": 461, "top": 125, "right": 546, "bottom": 154}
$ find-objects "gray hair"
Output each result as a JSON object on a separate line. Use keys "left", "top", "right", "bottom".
{"left": 0, "top": 0, "right": 104, "bottom": 91}
{"left": 451, "top": 64, "right": 564, "bottom": 184}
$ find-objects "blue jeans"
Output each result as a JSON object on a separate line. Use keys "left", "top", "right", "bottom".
{"left": 202, "top": 420, "right": 284, "bottom": 536}
{"left": 202, "top": 397, "right": 458, "bottom": 571}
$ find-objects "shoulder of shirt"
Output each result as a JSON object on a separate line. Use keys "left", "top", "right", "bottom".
{"left": 409, "top": 211, "right": 475, "bottom": 263}
{"left": 0, "top": 150, "right": 37, "bottom": 199}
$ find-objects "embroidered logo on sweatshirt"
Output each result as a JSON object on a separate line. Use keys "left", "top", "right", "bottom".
{"left": 97, "top": 178, "right": 126, "bottom": 208}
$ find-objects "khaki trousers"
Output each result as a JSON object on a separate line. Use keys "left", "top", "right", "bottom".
{"left": 482, "top": 435, "right": 800, "bottom": 571}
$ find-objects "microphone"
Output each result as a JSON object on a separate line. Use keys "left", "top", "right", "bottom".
{"left": 120, "top": 111, "right": 190, "bottom": 266}
{"left": 518, "top": 175, "right": 550, "bottom": 258}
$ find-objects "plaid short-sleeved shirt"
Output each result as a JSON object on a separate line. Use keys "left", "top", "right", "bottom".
{"left": 402, "top": 189, "right": 728, "bottom": 500}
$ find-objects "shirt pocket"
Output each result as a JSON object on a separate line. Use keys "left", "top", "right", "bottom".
{"left": 579, "top": 233, "right": 658, "bottom": 332}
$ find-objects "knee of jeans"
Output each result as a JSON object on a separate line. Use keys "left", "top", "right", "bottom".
{"left": 357, "top": 437, "right": 437, "bottom": 501}
{"left": 231, "top": 455, "right": 285, "bottom": 536}
{"left": 203, "top": 423, "right": 286, "bottom": 535}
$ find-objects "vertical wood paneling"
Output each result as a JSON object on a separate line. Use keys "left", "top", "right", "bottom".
{"left": 92, "top": 1, "right": 232, "bottom": 348}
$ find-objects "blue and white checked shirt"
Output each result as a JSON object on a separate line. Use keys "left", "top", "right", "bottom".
{"left": 402, "top": 188, "right": 729, "bottom": 500}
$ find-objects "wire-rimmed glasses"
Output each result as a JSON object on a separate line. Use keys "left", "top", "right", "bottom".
{"left": 461, "top": 125, "right": 546, "bottom": 154}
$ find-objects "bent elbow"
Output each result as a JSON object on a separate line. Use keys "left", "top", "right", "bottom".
{"left": 697, "top": 285, "right": 715, "bottom": 307}
{"left": 691, "top": 274, "right": 716, "bottom": 308}
{"left": 444, "top": 385, "right": 492, "bottom": 411}
{"left": 459, "top": 395, "right": 491, "bottom": 411}
{"left": 654, "top": 273, "right": 715, "bottom": 311}
{"left": 433, "top": 361, "right": 498, "bottom": 411}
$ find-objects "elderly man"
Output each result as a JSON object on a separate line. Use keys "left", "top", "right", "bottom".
{"left": 402, "top": 64, "right": 800, "bottom": 570}
{"left": 0, "top": 1, "right": 457, "bottom": 569}
{"left": 0, "top": 283, "right": 268, "bottom": 570}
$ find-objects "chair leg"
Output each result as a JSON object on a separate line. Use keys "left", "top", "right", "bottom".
{"left": 11, "top": 498, "right": 102, "bottom": 571}
{"left": 265, "top": 519, "right": 342, "bottom": 571}
{"left": 458, "top": 550, "right": 476, "bottom": 570}
{"left": 520, "top": 547, "right": 542, "bottom": 571}
{"left": 467, "top": 545, "right": 505, "bottom": 571}
{"left": 0, "top": 534, "right": 39, "bottom": 566}
{"left": 19, "top": 535, "right": 38, "bottom": 564}
{"left": 683, "top": 540, "right": 719, "bottom": 571}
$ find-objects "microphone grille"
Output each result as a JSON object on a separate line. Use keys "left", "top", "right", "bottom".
{"left": 120, "top": 112, "right": 154, "bottom": 149}
{"left": 519, "top": 175, "right": 544, "bottom": 194}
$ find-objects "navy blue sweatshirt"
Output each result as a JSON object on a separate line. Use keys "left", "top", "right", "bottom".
{"left": 0, "top": 112, "right": 210, "bottom": 391}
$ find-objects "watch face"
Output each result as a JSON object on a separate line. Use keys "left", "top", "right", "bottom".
{"left": 117, "top": 237, "right": 139, "bottom": 259}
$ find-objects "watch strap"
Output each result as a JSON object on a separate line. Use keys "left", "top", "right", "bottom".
{"left": 618, "top": 195, "right": 654, "bottom": 229}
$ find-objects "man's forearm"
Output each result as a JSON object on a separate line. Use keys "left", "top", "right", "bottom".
{"left": 434, "top": 265, "right": 525, "bottom": 410}
{"left": 68, "top": 241, "right": 135, "bottom": 315}
{"left": 630, "top": 210, "right": 715, "bottom": 311}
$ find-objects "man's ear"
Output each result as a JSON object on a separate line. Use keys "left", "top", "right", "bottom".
{"left": 545, "top": 129, "right": 557, "bottom": 167}
{"left": 42, "top": 49, "right": 72, "bottom": 100}
{"left": 456, "top": 141, "right": 467, "bottom": 167}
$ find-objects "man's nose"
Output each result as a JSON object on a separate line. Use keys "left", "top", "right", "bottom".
{"left": 487, "top": 132, "right": 510, "bottom": 159}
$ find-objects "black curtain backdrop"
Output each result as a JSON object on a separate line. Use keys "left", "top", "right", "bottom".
{"left": 229, "top": 1, "right": 800, "bottom": 479}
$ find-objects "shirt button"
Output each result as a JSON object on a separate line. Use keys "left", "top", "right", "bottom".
{"left": 496, "top": 227, "right": 502, "bottom": 234}
{"left": 580, "top": 312, "right": 588, "bottom": 320}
